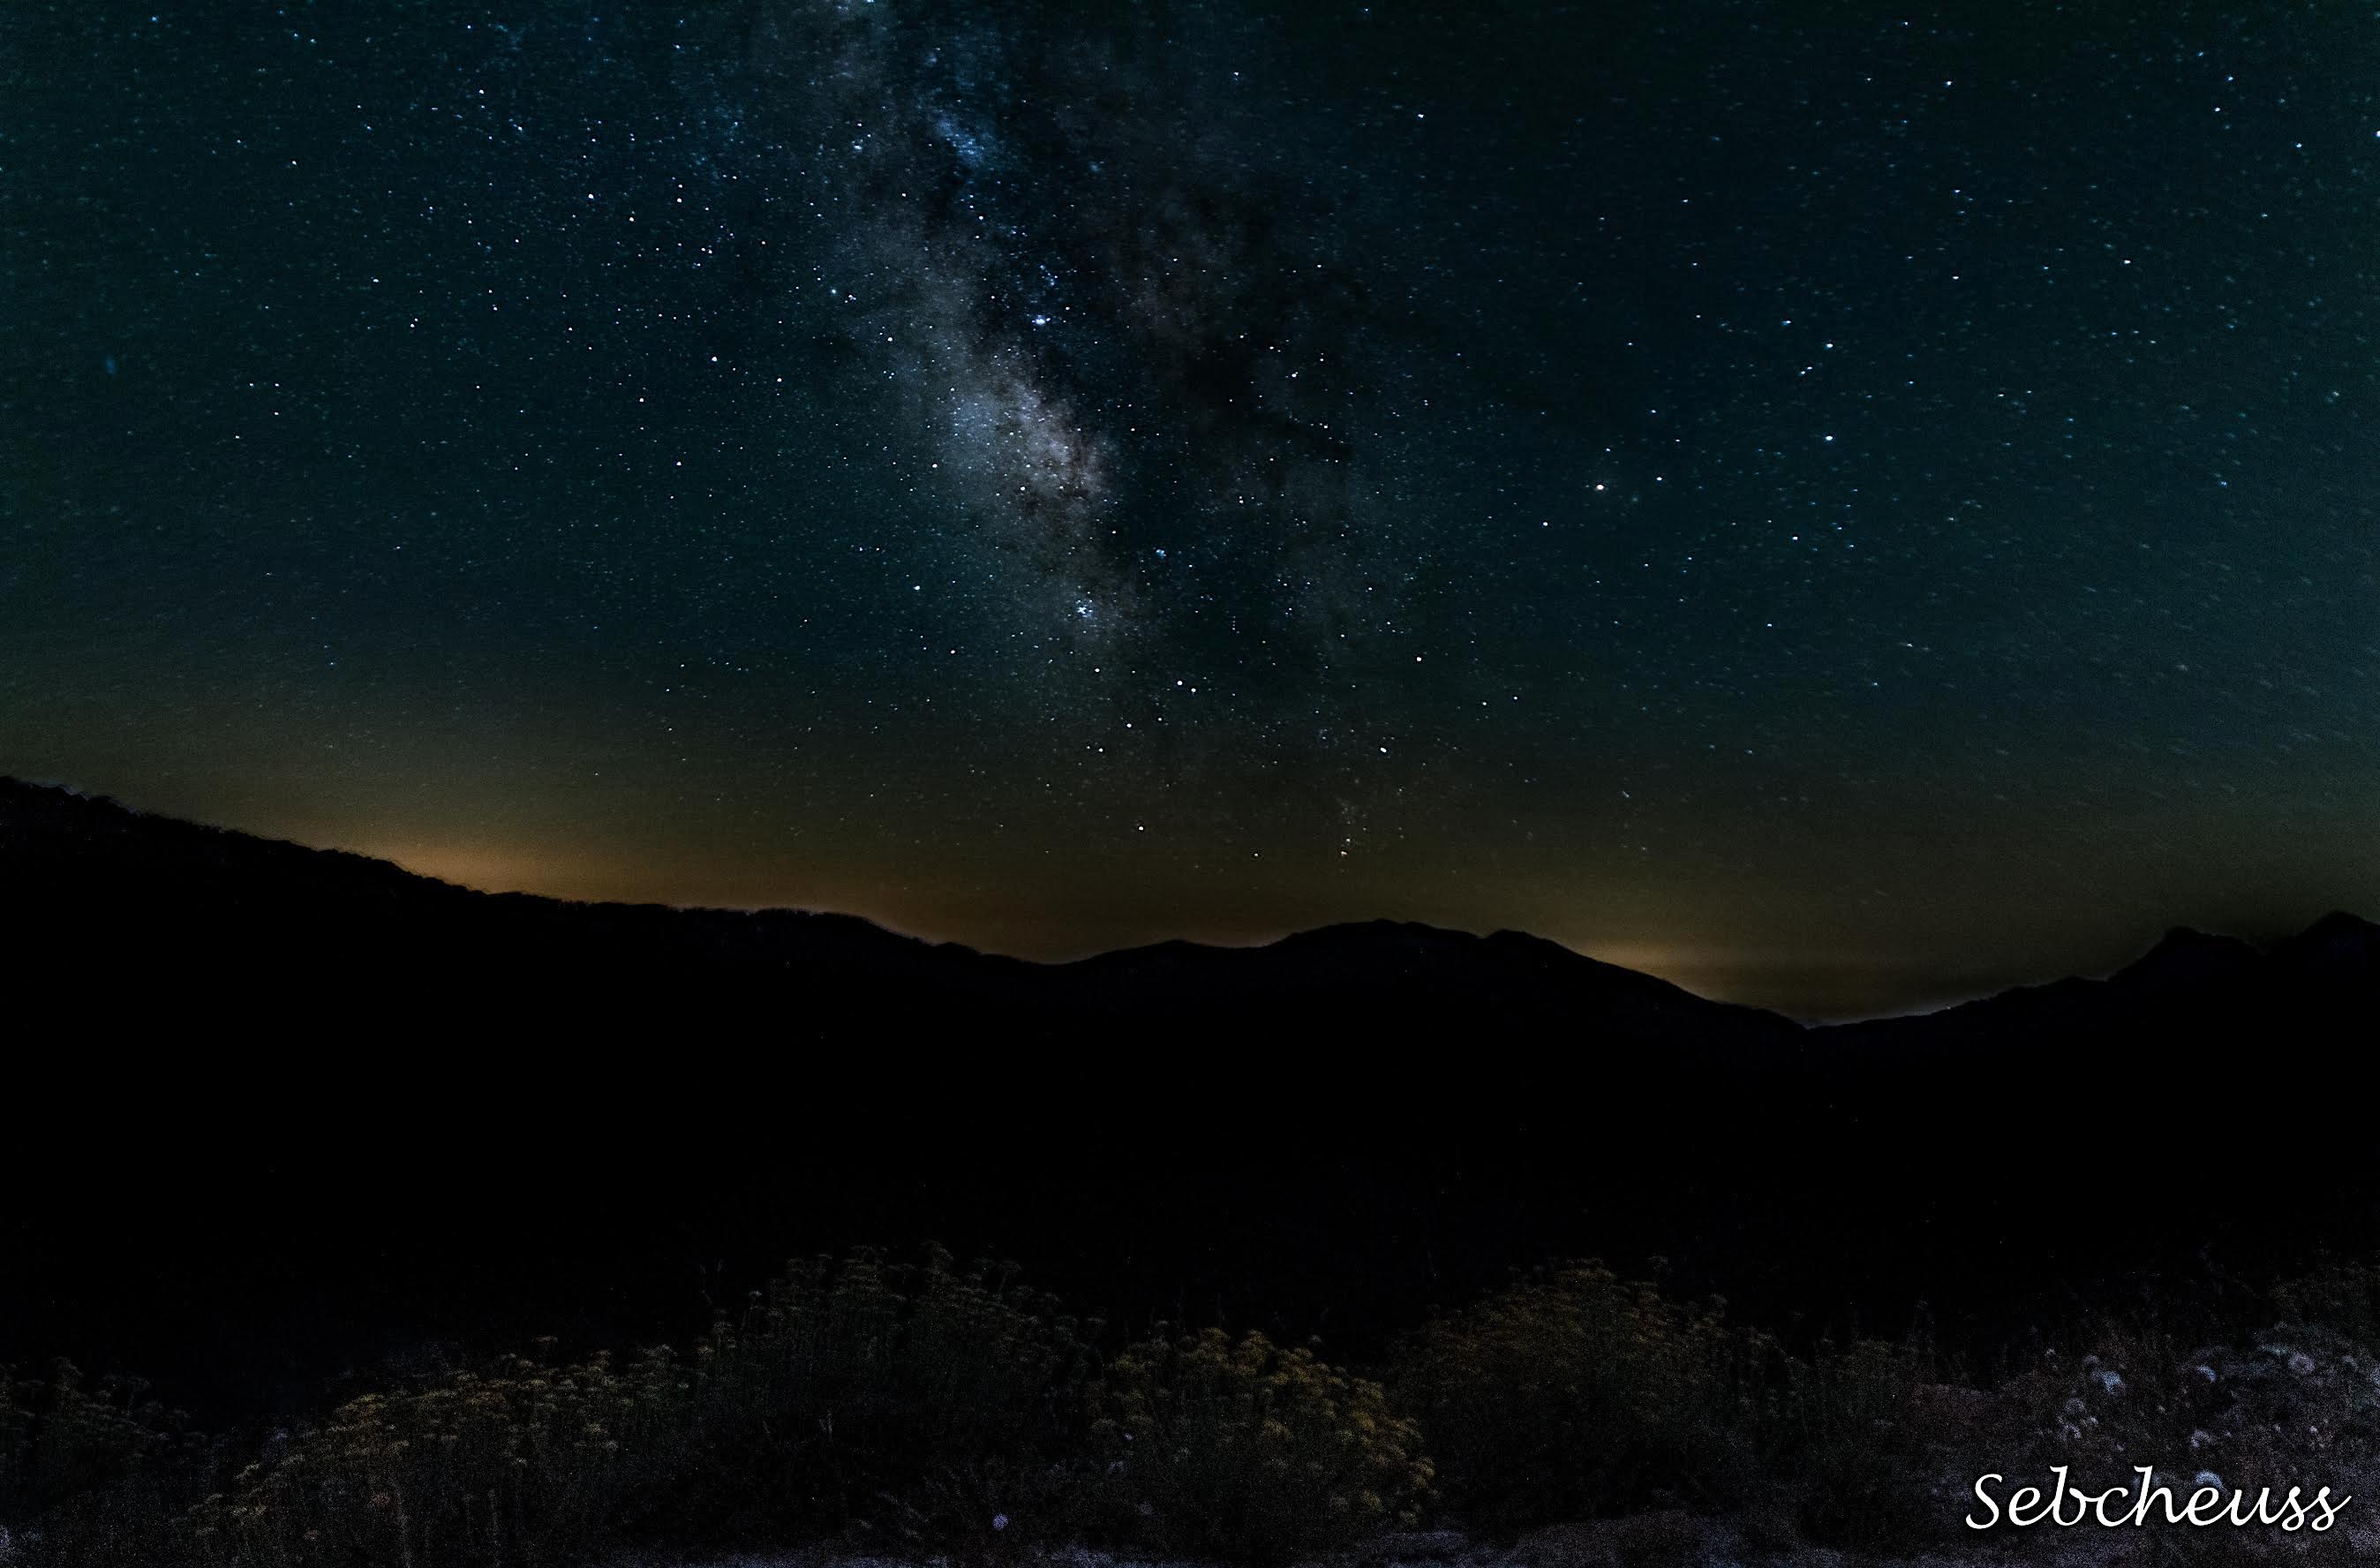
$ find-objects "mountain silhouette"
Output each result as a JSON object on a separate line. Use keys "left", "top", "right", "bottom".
{"left": 3, "top": 774, "right": 2374, "bottom": 1418}
{"left": 6, "top": 775, "right": 2370, "bottom": 1061}
{"left": 2, "top": 775, "right": 1807, "bottom": 1047}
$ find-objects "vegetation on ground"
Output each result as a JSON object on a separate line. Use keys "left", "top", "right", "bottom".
{"left": 5, "top": 1251, "right": 2376, "bottom": 1566}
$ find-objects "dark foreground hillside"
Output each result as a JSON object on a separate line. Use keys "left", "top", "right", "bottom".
{"left": 4, "top": 776, "right": 2376, "bottom": 1425}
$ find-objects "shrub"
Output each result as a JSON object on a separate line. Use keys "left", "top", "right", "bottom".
{"left": 185, "top": 1341, "right": 689, "bottom": 1568}
{"left": 1094, "top": 1326, "right": 1430, "bottom": 1564}
{"left": 1, "top": 1363, "right": 213, "bottom": 1568}
{"left": 178, "top": 1246, "right": 1110, "bottom": 1566}
{"left": 1771, "top": 1337, "right": 1954, "bottom": 1549}
{"left": 1390, "top": 1263, "right": 1774, "bottom": 1533}
{"left": 672, "top": 1245, "right": 1104, "bottom": 1549}
{"left": 2272, "top": 1257, "right": 2380, "bottom": 1354}
{"left": 1, "top": 1363, "right": 206, "bottom": 1520}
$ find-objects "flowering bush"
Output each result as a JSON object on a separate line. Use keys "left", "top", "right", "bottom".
{"left": 1390, "top": 1263, "right": 1778, "bottom": 1531}
{"left": 1095, "top": 1327, "right": 1429, "bottom": 1563}
{"left": 185, "top": 1342, "right": 688, "bottom": 1568}
{"left": 1, "top": 1363, "right": 210, "bottom": 1568}
{"left": 673, "top": 1245, "right": 1103, "bottom": 1548}
{"left": 178, "top": 1247, "right": 1109, "bottom": 1566}
{"left": 1, "top": 1363, "right": 204, "bottom": 1520}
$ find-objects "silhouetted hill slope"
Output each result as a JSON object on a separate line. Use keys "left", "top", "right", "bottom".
{"left": 0, "top": 774, "right": 1027, "bottom": 1017}
{"left": 3, "top": 776, "right": 2375, "bottom": 1420}
{"left": 1826, "top": 912, "right": 2377, "bottom": 1078}
{"left": 0, "top": 775, "right": 1797, "bottom": 1050}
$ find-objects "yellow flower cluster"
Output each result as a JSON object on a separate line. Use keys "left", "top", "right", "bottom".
{"left": 183, "top": 1343, "right": 690, "bottom": 1567}
{"left": 1097, "top": 1327, "right": 1432, "bottom": 1562}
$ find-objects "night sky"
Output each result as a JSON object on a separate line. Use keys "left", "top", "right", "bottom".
{"left": 4, "top": 0, "right": 2375, "bottom": 1018}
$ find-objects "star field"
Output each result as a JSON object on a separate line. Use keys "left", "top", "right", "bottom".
{"left": 4, "top": 0, "right": 2375, "bottom": 1016}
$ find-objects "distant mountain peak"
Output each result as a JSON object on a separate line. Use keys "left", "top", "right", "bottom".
{"left": 2300, "top": 908, "right": 2379, "bottom": 942}
{"left": 2109, "top": 926, "right": 2260, "bottom": 991}
{"left": 2270, "top": 908, "right": 2380, "bottom": 981}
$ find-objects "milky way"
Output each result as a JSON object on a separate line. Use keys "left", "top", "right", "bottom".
{"left": 748, "top": 0, "right": 1424, "bottom": 746}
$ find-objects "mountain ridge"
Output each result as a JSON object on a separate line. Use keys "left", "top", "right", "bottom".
{"left": 9, "top": 775, "right": 2368, "bottom": 1032}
